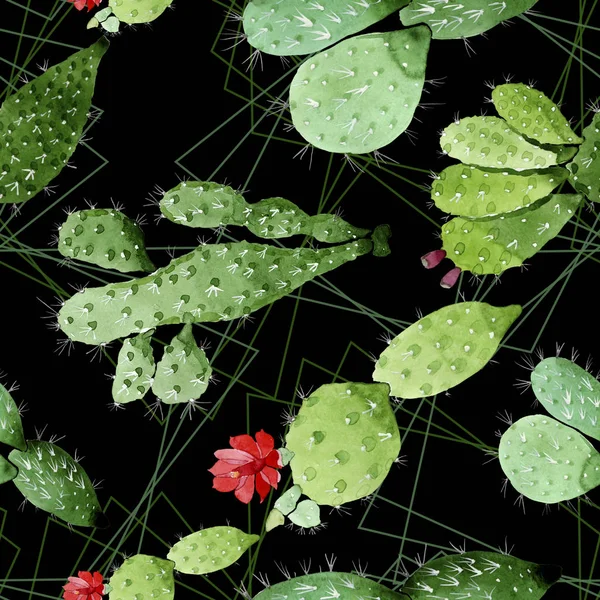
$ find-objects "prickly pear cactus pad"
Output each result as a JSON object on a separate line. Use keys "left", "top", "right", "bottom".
{"left": 401, "top": 551, "right": 562, "bottom": 600}
{"left": 0, "top": 38, "right": 108, "bottom": 204}
{"left": 243, "top": 0, "right": 409, "bottom": 56}
{"left": 166, "top": 526, "right": 259, "bottom": 575}
{"left": 568, "top": 111, "right": 600, "bottom": 202}
{"left": 112, "top": 331, "right": 156, "bottom": 404}
{"left": 289, "top": 27, "right": 431, "bottom": 154}
{"left": 373, "top": 302, "right": 521, "bottom": 398}
{"left": 273, "top": 483, "right": 302, "bottom": 515}
{"left": 58, "top": 208, "right": 155, "bottom": 273}
{"left": 287, "top": 498, "right": 321, "bottom": 528}
{"left": 108, "top": 554, "right": 175, "bottom": 600}
{"left": 0, "top": 455, "right": 18, "bottom": 485}
{"left": 399, "top": 0, "right": 539, "bottom": 39}
{"left": 498, "top": 414, "right": 600, "bottom": 503}
{"left": 285, "top": 382, "right": 400, "bottom": 506}
{"left": 0, "top": 382, "right": 27, "bottom": 451}
{"left": 109, "top": 0, "right": 174, "bottom": 24}
{"left": 8, "top": 440, "right": 105, "bottom": 526}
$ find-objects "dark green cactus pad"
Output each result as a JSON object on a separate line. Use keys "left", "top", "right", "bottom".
{"left": 440, "top": 116, "right": 560, "bottom": 171}
{"left": 0, "top": 38, "right": 108, "bottom": 204}
{"left": 568, "top": 112, "right": 600, "bottom": 202}
{"left": 112, "top": 331, "right": 156, "bottom": 404}
{"left": 285, "top": 382, "right": 400, "bottom": 506}
{"left": 441, "top": 193, "right": 583, "bottom": 275}
{"left": 492, "top": 83, "right": 583, "bottom": 146}
{"left": 0, "top": 455, "right": 18, "bottom": 485}
{"left": 58, "top": 208, "right": 155, "bottom": 273}
{"left": 401, "top": 551, "right": 561, "bottom": 600}
{"left": 0, "top": 382, "right": 27, "bottom": 451}
{"left": 499, "top": 414, "right": 600, "bottom": 503}
{"left": 431, "top": 165, "right": 569, "bottom": 218}
{"left": 109, "top": 0, "right": 174, "bottom": 23}
{"left": 400, "top": 0, "right": 539, "bottom": 39}
{"left": 167, "top": 526, "right": 259, "bottom": 575}
{"left": 531, "top": 357, "right": 600, "bottom": 442}
{"left": 288, "top": 499, "right": 321, "bottom": 528}
{"left": 289, "top": 27, "right": 431, "bottom": 154}
{"left": 108, "top": 554, "right": 175, "bottom": 600}
{"left": 8, "top": 440, "right": 104, "bottom": 526}
{"left": 373, "top": 302, "right": 521, "bottom": 398}
{"left": 243, "top": 0, "right": 409, "bottom": 56}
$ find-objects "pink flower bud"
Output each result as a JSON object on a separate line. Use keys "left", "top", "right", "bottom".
{"left": 421, "top": 249, "right": 446, "bottom": 269}
{"left": 440, "top": 267, "right": 461, "bottom": 289}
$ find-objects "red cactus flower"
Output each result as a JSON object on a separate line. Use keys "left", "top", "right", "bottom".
{"left": 209, "top": 430, "right": 283, "bottom": 504}
{"left": 62, "top": 571, "right": 104, "bottom": 600}
{"left": 67, "top": 0, "right": 103, "bottom": 12}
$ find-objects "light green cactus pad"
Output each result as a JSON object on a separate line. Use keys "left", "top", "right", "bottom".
{"left": 274, "top": 484, "right": 302, "bottom": 515}
{"left": 0, "top": 455, "right": 18, "bottom": 485}
{"left": 167, "top": 526, "right": 259, "bottom": 575}
{"left": 87, "top": 8, "right": 121, "bottom": 32}
{"left": 0, "top": 38, "right": 108, "bottom": 204}
{"left": 492, "top": 83, "right": 583, "bottom": 146}
{"left": 58, "top": 208, "right": 155, "bottom": 273}
{"left": 440, "top": 116, "right": 560, "bottom": 171}
{"left": 531, "top": 357, "right": 600, "bottom": 442}
{"left": 400, "top": 0, "right": 539, "bottom": 39}
{"left": 499, "top": 414, "right": 600, "bottom": 503}
{"left": 151, "top": 323, "right": 212, "bottom": 405}
{"left": 108, "top": 554, "right": 175, "bottom": 600}
{"left": 568, "top": 112, "right": 600, "bottom": 202}
{"left": 440, "top": 193, "right": 583, "bottom": 275}
{"left": 112, "top": 331, "right": 156, "bottom": 404}
{"left": 401, "top": 551, "right": 562, "bottom": 600}
{"left": 288, "top": 499, "right": 321, "bottom": 528}
{"left": 431, "top": 165, "right": 569, "bottom": 218}
{"left": 285, "top": 382, "right": 400, "bottom": 506}
{"left": 243, "top": 0, "right": 409, "bottom": 56}
{"left": 265, "top": 508, "right": 285, "bottom": 531}
{"left": 109, "top": 0, "right": 174, "bottom": 23}
{"left": 289, "top": 27, "right": 431, "bottom": 154}
{"left": 0, "top": 382, "right": 27, "bottom": 451}
{"left": 8, "top": 440, "right": 104, "bottom": 526}
{"left": 373, "top": 302, "right": 521, "bottom": 398}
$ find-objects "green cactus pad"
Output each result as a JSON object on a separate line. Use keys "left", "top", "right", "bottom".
{"left": 568, "top": 112, "right": 600, "bottom": 202}
{"left": 151, "top": 323, "right": 212, "bottom": 405}
{"left": 440, "top": 116, "right": 560, "bottom": 171}
{"left": 167, "top": 526, "right": 259, "bottom": 575}
{"left": 274, "top": 484, "right": 302, "bottom": 515}
{"left": 0, "top": 455, "right": 18, "bottom": 485}
{"left": 492, "top": 83, "right": 583, "bottom": 146}
{"left": 0, "top": 38, "right": 108, "bottom": 204}
{"left": 373, "top": 302, "right": 521, "bottom": 398}
{"left": 431, "top": 165, "right": 569, "bottom": 218}
{"left": 285, "top": 382, "right": 400, "bottom": 506}
{"left": 288, "top": 499, "right": 321, "bottom": 528}
{"left": 58, "top": 238, "right": 373, "bottom": 345}
{"left": 401, "top": 551, "right": 561, "bottom": 600}
{"left": 400, "top": 0, "right": 539, "bottom": 39}
{"left": 289, "top": 27, "right": 431, "bottom": 154}
{"left": 0, "top": 382, "right": 26, "bottom": 451}
{"left": 531, "top": 357, "right": 600, "bottom": 442}
{"left": 112, "top": 331, "right": 156, "bottom": 404}
{"left": 499, "top": 414, "right": 600, "bottom": 503}
{"left": 243, "top": 0, "right": 409, "bottom": 56}
{"left": 8, "top": 440, "right": 104, "bottom": 526}
{"left": 109, "top": 0, "right": 174, "bottom": 24}
{"left": 265, "top": 508, "right": 285, "bottom": 531}
{"left": 58, "top": 208, "right": 154, "bottom": 273}
{"left": 440, "top": 193, "right": 583, "bottom": 275}
{"left": 108, "top": 554, "right": 175, "bottom": 600}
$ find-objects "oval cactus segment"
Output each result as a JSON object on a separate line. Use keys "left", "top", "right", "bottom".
{"left": 243, "top": 0, "right": 410, "bottom": 56}
{"left": 58, "top": 209, "right": 155, "bottom": 273}
{"left": 531, "top": 357, "right": 600, "bottom": 442}
{"left": 112, "top": 331, "right": 156, "bottom": 404}
{"left": 431, "top": 165, "right": 569, "bottom": 218}
{"left": 0, "top": 38, "right": 108, "bottom": 205}
{"left": 440, "top": 116, "right": 560, "bottom": 171}
{"left": 8, "top": 441, "right": 104, "bottom": 526}
{"left": 151, "top": 323, "right": 212, "bottom": 405}
{"left": 108, "top": 554, "right": 175, "bottom": 600}
{"left": 265, "top": 507, "right": 285, "bottom": 531}
{"left": 108, "top": 0, "right": 174, "bottom": 24}
{"left": 288, "top": 499, "right": 321, "bottom": 528}
{"left": 441, "top": 194, "right": 583, "bottom": 275}
{"left": 400, "top": 0, "right": 539, "bottom": 39}
{"left": 492, "top": 83, "right": 583, "bottom": 146}
{"left": 568, "top": 112, "right": 600, "bottom": 202}
{"left": 373, "top": 302, "right": 521, "bottom": 399}
{"left": 57, "top": 238, "right": 373, "bottom": 345}
{"left": 285, "top": 382, "right": 400, "bottom": 506}
{"left": 167, "top": 526, "right": 259, "bottom": 575}
{"left": 0, "top": 382, "right": 26, "bottom": 451}
{"left": 401, "top": 551, "right": 562, "bottom": 600}
{"left": 0, "top": 455, "right": 18, "bottom": 485}
{"left": 499, "top": 414, "right": 600, "bottom": 503}
{"left": 274, "top": 484, "right": 302, "bottom": 515}
{"left": 289, "top": 27, "right": 431, "bottom": 154}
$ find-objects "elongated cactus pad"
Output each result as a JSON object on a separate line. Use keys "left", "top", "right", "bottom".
{"left": 400, "top": 0, "right": 539, "bottom": 39}
{"left": 0, "top": 455, "right": 18, "bottom": 485}
{"left": 499, "top": 414, "right": 600, "bottom": 503}
{"left": 58, "top": 208, "right": 154, "bottom": 273}
{"left": 289, "top": 27, "right": 431, "bottom": 154}
{"left": 285, "top": 382, "right": 400, "bottom": 506}
{"left": 112, "top": 331, "right": 156, "bottom": 404}
{"left": 108, "top": 554, "right": 175, "bottom": 600}
{"left": 0, "top": 38, "right": 108, "bottom": 204}
{"left": 0, "top": 382, "right": 26, "bottom": 451}
{"left": 167, "top": 526, "right": 259, "bottom": 575}
{"left": 531, "top": 356, "right": 600, "bottom": 442}
{"left": 266, "top": 508, "right": 285, "bottom": 531}
{"left": 8, "top": 440, "right": 104, "bottom": 526}
{"left": 401, "top": 551, "right": 561, "bottom": 600}
{"left": 373, "top": 302, "right": 521, "bottom": 398}
{"left": 109, "top": 0, "right": 174, "bottom": 23}
{"left": 568, "top": 112, "right": 600, "bottom": 202}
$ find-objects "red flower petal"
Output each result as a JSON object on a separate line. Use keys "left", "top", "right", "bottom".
{"left": 260, "top": 465, "right": 281, "bottom": 488}
{"left": 92, "top": 593, "right": 104, "bottom": 600}
{"left": 79, "top": 572, "right": 94, "bottom": 585}
{"left": 208, "top": 460, "right": 237, "bottom": 476}
{"left": 212, "top": 476, "right": 241, "bottom": 493}
{"left": 214, "top": 448, "right": 256, "bottom": 463}
{"left": 234, "top": 474, "right": 255, "bottom": 503}
{"left": 255, "top": 430, "right": 274, "bottom": 457}
{"left": 265, "top": 449, "right": 283, "bottom": 469}
{"left": 229, "top": 434, "right": 261, "bottom": 458}
{"left": 63, "top": 591, "right": 82, "bottom": 600}
{"left": 255, "top": 471, "right": 272, "bottom": 502}
{"left": 91, "top": 572, "right": 103, "bottom": 588}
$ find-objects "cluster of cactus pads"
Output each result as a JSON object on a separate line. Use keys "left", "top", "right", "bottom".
{"left": 88, "top": 0, "right": 175, "bottom": 33}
